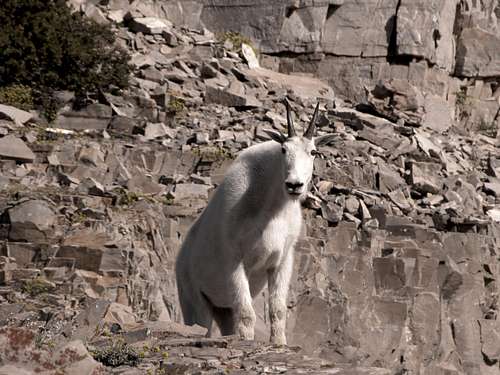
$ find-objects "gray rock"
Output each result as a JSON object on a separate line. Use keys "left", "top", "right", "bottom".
{"left": 56, "top": 103, "right": 112, "bottom": 131}
{"left": 397, "top": 0, "right": 458, "bottom": 71}
{"left": 484, "top": 180, "right": 500, "bottom": 197}
{"left": 322, "top": 0, "right": 399, "bottom": 56}
{"left": 8, "top": 200, "right": 57, "bottom": 243}
{"left": 455, "top": 28, "right": 500, "bottom": 78}
{"left": 377, "top": 160, "right": 406, "bottom": 193}
{"left": 0, "top": 135, "right": 36, "bottom": 162}
{"left": 82, "top": 2, "right": 108, "bottom": 24}
{"left": 410, "top": 161, "right": 443, "bottom": 194}
{"left": 205, "top": 84, "right": 262, "bottom": 108}
{"left": 140, "top": 66, "right": 164, "bottom": 83}
{"left": 195, "top": 132, "right": 210, "bottom": 145}
{"left": 321, "top": 200, "right": 343, "bottom": 223}
{"left": 388, "top": 188, "right": 413, "bottom": 213}
{"left": 487, "top": 207, "right": 500, "bottom": 222}
{"left": 57, "top": 230, "right": 125, "bottom": 273}
{"left": 144, "top": 122, "right": 173, "bottom": 140}
{"left": 109, "top": 116, "right": 138, "bottom": 135}
{"left": 422, "top": 94, "right": 453, "bottom": 132}
{"left": 344, "top": 196, "right": 360, "bottom": 214}
{"left": 77, "top": 177, "right": 105, "bottom": 196}
{"left": 0, "top": 104, "right": 33, "bottom": 125}
{"left": 173, "top": 183, "right": 210, "bottom": 201}
{"left": 369, "top": 79, "right": 425, "bottom": 126}
{"left": 127, "top": 175, "right": 165, "bottom": 195}
{"left": 200, "top": 62, "right": 219, "bottom": 79}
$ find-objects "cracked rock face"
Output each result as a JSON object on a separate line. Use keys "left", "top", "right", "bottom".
{"left": 0, "top": 0, "right": 499, "bottom": 373}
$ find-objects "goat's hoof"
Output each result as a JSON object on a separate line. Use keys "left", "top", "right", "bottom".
{"left": 270, "top": 336, "right": 287, "bottom": 346}
{"left": 237, "top": 326, "right": 255, "bottom": 341}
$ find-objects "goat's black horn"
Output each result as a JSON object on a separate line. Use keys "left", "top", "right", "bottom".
{"left": 304, "top": 101, "right": 320, "bottom": 139}
{"left": 282, "top": 97, "right": 296, "bottom": 138}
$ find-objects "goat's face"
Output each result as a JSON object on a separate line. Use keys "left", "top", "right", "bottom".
{"left": 266, "top": 99, "right": 336, "bottom": 199}
{"left": 281, "top": 137, "right": 317, "bottom": 197}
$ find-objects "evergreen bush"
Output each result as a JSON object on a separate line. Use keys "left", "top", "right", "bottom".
{"left": 0, "top": 0, "right": 131, "bottom": 100}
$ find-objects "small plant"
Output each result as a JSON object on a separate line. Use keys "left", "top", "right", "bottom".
{"left": 35, "top": 90, "right": 63, "bottom": 123}
{"left": 167, "top": 96, "right": 185, "bottom": 115}
{"left": 217, "top": 31, "right": 256, "bottom": 54}
{"left": 0, "top": 84, "right": 33, "bottom": 110}
{"left": 112, "top": 187, "right": 155, "bottom": 206}
{"left": 90, "top": 339, "right": 140, "bottom": 367}
{"left": 193, "top": 145, "right": 234, "bottom": 161}
{"left": 34, "top": 331, "right": 53, "bottom": 349}
{"left": 71, "top": 211, "right": 88, "bottom": 224}
{"left": 161, "top": 196, "right": 174, "bottom": 206}
{"left": 22, "top": 278, "right": 55, "bottom": 297}
{"left": 112, "top": 188, "right": 139, "bottom": 206}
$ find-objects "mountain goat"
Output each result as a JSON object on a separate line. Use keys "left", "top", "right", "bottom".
{"left": 176, "top": 99, "right": 334, "bottom": 345}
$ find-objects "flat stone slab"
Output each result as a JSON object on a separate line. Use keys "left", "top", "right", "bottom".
{"left": 0, "top": 135, "right": 36, "bottom": 162}
{"left": 0, "top": 104, "right": 33, "bottom": 125}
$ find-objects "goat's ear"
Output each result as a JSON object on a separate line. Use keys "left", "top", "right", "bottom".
{"left": 314, "top": 134, "right": 336, "bottom": 147}
{"left": 263, "top": 129, "right": 286, "bottom": 144}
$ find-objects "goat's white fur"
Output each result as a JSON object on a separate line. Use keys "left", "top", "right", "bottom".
{"left": 176, "top": 102, "right": 334, "bottom": 344}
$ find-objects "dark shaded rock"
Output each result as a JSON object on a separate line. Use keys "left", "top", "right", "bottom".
{"left": 321, "top": 200, "right": 343, "bottom": 224}
{"left": 373, "top": 257, "right": 406, "bottom": 294}
{"left": 128, "top": 17, "right": 172, "bottom": 34}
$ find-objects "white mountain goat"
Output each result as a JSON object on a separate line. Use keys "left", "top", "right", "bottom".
{"left": 176, "top": 99, "right": 335, "bottom": 345}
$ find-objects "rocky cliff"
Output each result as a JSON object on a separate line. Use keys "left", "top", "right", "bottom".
{"left": 0, "top": 0, "right": 499, "bottom": 374}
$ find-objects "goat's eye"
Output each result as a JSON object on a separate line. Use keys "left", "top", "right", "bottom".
{"left": 281, "top": 147, "right": 286, "bottom": 154}
{"left": 310, "top": 150, "right": 319, "bottom": 156}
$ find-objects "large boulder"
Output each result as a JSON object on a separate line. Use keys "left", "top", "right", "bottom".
{"left": 8, "top": 200, "right": 57, "bottom": 243}
{"left": 455, "top": 28, "right": 500, "bottom": 78}
{"left": 322, "top": 0, "right": 399, "bottom": 56}
{"left": 397, "top": 0, "right": 458, "bottom": 71}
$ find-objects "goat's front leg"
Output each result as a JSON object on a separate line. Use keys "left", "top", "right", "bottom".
{"left": 232, "top": 265, "right": 256, "bottom": 340}
{"left": 267, "top": 251, "right": 294, "bottom": 345}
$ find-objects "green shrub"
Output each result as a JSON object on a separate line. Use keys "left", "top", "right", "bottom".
{"left": 0, "top": 84, "right": 34, "bottom": 110}
{"left": 90, "top": 340, "right": 140, "bottom": 367}
{"left": 217, "top": 31, "right": 256, "bottom": 54}
{"left": 0, "top": 0, "right": 131, "bottom": 97}
{"left": 22, "top": 277, "right": 55, "bottom": 297}
{"left": 167, "top": 96, "right": 186, "bottom": 115}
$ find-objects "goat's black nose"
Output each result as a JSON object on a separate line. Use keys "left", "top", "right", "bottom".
{"left": 285, "top": 181, "right": 303, "bottom": 190}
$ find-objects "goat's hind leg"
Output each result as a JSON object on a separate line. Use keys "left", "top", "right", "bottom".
{"left": 181, "top": 290, "right": 214, "bottom": 337}
{"left": 212, "top": 305, "right": 235, "bottom": 336}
